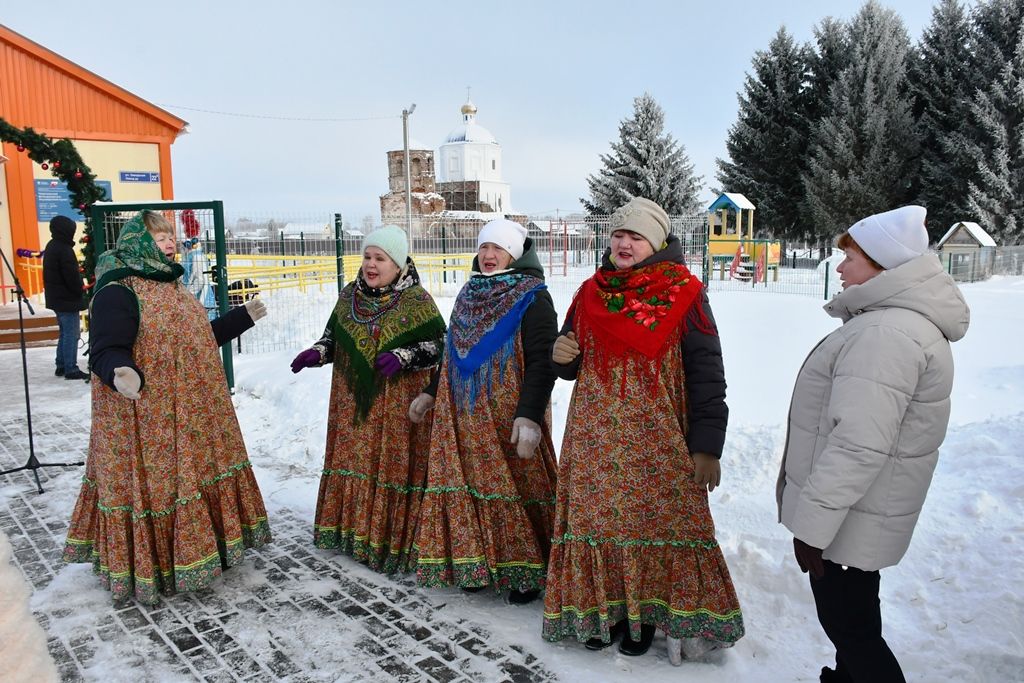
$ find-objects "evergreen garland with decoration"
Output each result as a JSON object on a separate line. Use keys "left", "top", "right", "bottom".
{"left": 0, "top": 117, "right": 107, "bottom": 297}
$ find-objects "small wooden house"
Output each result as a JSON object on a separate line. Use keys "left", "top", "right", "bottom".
{"left": 937, "top": 221, "right": 996, "bottom": 281}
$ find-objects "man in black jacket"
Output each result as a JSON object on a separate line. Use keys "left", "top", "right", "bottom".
{"left": 42, "top": 215, "right": 88, "bottom": 381}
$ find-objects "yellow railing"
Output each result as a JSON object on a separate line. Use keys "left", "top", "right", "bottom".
{"left": 222, "top": 254, "right": 346, "bottom": 296}
{"left": 20, "top": 252, "right": 481, "bottom": 307}
{"left": 219, "top": 252, "right": 478, "bottom": 299}
{"left": 12, "top": 257, "right": 45, "bottom": 303}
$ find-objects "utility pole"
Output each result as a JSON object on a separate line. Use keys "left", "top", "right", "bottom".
{"left": 402, "top": 103, "right": 416, "bottom": 233}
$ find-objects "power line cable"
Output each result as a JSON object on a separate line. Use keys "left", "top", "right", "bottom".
{"left": 155, "top": 103, "right": 400, "bottom": 123}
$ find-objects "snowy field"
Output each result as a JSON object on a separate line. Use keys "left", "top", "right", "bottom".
{"left": 3, "top": 270, "right": 1022, "bottom": 682}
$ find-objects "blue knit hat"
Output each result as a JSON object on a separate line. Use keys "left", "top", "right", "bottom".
{"left": 362, "top": 224, "right": 409, "bottom": 267}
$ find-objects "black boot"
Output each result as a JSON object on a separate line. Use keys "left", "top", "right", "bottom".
{"left": 819, "top": 666, "right": 854, "bottom": 683}
{"left": 461, "top": 585, "right": 486, "bottom": 594}
{"left": 618, "top": 624, "right": 656, "bottom": 656}
{"left": 585, "top": 620, "right": 627, "bottom": 651}
{"left": 64, "top": 368, "right": 90, "bottom": 381}
{"left": 508, "top": 589, "right": 540, "bottom": 605}
{"left": 55, "top": 367, "right": 64, "bottom": 377}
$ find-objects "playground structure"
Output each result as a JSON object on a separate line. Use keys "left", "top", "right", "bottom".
{"left": 706, "top": 192, "right": 781, "bottom": 283}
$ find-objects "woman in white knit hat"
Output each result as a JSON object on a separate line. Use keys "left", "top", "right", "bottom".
{"left": 543, "top": 197, "right": 744, "bottom": 662}
{"left": 290, "top": 224, "right": 446, "bottom": 574}
{"left": 412, "top": 218, "right": 559, "bottom": 604}
{"left": 777, "top": 206, "right": 970, "bottom": 682}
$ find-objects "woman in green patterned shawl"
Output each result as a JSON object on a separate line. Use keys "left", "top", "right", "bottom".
{"left": 64, "top": 210, "right": 271, "bottom": 604}
{"left": 290, "top": 224, "right": 445, "bottom": 574}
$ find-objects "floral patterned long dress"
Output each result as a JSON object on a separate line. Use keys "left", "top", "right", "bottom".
{"left": 312, "top": 268, "right": 446, "bottom": 574}
{"left": 64, "top": 278, "right": 271, "bottom": 604}
{"left": 542, "top": 260, "right": 745, "bottom": 646}
{"left": 415, "top": 271, "right": 558, "bottom": 593}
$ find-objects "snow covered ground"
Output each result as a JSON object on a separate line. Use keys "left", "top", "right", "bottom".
{"left": 2, "top": 271, "right": 1022, "bottom": 681}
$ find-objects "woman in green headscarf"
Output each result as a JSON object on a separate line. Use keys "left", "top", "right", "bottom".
{"left": 63, "top": 210, "right": 272, "bottom": 605}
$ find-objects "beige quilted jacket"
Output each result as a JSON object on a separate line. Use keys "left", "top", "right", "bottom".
{"left": 777, "top": 254, "right": 970, "bottom": 571}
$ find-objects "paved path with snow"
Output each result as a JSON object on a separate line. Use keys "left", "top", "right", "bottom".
{"left": 0, "top": 410, "right": 558, "bottom": 682}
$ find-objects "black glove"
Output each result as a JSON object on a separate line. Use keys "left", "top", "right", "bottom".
{"left": 793, "top": 537, "right": 825, "bottom": 579}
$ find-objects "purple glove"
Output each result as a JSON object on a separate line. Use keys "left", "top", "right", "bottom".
{"left": 290, "top": 348, "right": 321, "bottom": 373}
{"left": 374, "top": 352, "right": 403, "bottom": 378}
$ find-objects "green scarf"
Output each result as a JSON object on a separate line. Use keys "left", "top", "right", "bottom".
{"left": 330, "top": 264, "right": 446, "bottom": 423}
{"left": 94, "top": 211, "right": 184, "bottom": 292}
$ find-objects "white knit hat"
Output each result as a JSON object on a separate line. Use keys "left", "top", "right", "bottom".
{"left": 477, "top": 219, "right": 528, "bottom": 261}
{"left": 610, "top": 197, "right": 670, "bottom": 251}
{"left": 848, "top": 206, "right": 929, "bottom": 270}
{"left": 362, "top": 224, "right": 409, "bottom": 267}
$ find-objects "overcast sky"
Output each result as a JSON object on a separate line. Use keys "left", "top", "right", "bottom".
{"left": 5, "top": 1, "right": 940, "bottom": 221}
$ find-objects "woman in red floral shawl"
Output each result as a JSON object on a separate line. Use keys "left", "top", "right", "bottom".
{"left": 542, "top": 197, "right": 744, "bottom": 663}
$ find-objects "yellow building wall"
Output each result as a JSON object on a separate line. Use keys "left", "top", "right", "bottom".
{"left": 30, "top": 139, "right": 162, "bottom": 249}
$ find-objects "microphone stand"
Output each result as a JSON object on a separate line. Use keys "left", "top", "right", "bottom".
{"left": 0, "top": 246, "right": 84, "bottom": 493}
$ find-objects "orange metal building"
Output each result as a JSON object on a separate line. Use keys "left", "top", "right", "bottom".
{"left": 0, "top": 23, "right": 187, "bottom": 296}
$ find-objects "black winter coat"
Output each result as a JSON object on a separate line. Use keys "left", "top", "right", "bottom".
{"left": 89, "top": 284, "right": 255, "bottom": 390}
{"left": 43, "top": 220, "right": 85, "bottom": 312}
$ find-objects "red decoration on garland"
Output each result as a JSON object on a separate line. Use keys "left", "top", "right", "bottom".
{"left": 53, "top": 161, "right": 61, "bottom": 169}
{"left": 74, "top": 171, "right": 83, "bottom": 179}
{"left": 81, "top": 234, "right": 91, "bottom": 243}
{"left": 41, "top": 162, "right": 49, "bottom": 170}
{"left": 78, "top": 203, "right": 86, "bottom": 210}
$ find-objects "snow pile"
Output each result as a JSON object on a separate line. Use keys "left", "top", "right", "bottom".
{"left": 3, "top": 274, "right": 1020, "bottom": 682}
{"left": 224, "top": 274, "right": 1023, "bottom": 682}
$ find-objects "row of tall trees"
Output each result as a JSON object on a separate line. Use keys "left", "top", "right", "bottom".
{"left": 717, "top": 0, "right": 1023, "bottom": 244}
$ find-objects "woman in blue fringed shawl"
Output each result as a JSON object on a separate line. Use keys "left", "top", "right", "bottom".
{"left": 411, "top": 219, "right": 559, "bottom": 604}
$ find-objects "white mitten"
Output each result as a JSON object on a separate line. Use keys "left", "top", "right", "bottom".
{"left": 408, "top": 393, "right": 435, "bottom": 424}
{"left": 678, "top": 636, "right": 723, "bottom": 662}
{"left": 510, "top": 417, "right": 542, "bottom": 458}
{"left": 243, "top": 297, "right": 267, "bottom": 322}
{"left": 113, "top": 366, "right": 141, "bottom": 400}
{"left": 667, "top": 636, "right": 683, "bottom": 666}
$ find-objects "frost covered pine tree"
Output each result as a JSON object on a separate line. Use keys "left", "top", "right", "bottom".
{"left": 964, "top": 36, "right": 1024, "bottom": 243}
{"left": 805, "top": 17, "right": 851, "bottom": 126}
{"left": 802, "top": 1, "right": 919, "bottom": 238}
{"left": 582, "top": 93, "right": 702, "bottom": 215}
{"left": 908, "top": 0, "right": 976, "bottom": 242}
{"left": 960, "top": 0, "right": 1024, "bottom": 243}
{"left": 716, "top": 27, "right": 812, "bottom": 240}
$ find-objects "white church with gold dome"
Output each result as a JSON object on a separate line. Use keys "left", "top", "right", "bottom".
{"left": 436, "top": 98, "right": 512, "bottom": 215}
{"left": 379, "top": 97, "right": 521, "bottom": 235}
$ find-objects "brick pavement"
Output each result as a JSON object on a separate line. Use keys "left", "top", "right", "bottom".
{"left": 0, "top": 411, "right": 559, "bottom": 683}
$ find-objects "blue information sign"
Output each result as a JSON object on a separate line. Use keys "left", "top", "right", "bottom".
{"left": 119, "top": 171, "right": 160, "bottom": 183}
{"left": 34, "top": 179, "right": 112, "bottom": 221}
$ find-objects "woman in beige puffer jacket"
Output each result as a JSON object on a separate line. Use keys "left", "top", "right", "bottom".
{"left": 777, "top": 206, "right": 969, "bottom": 683}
